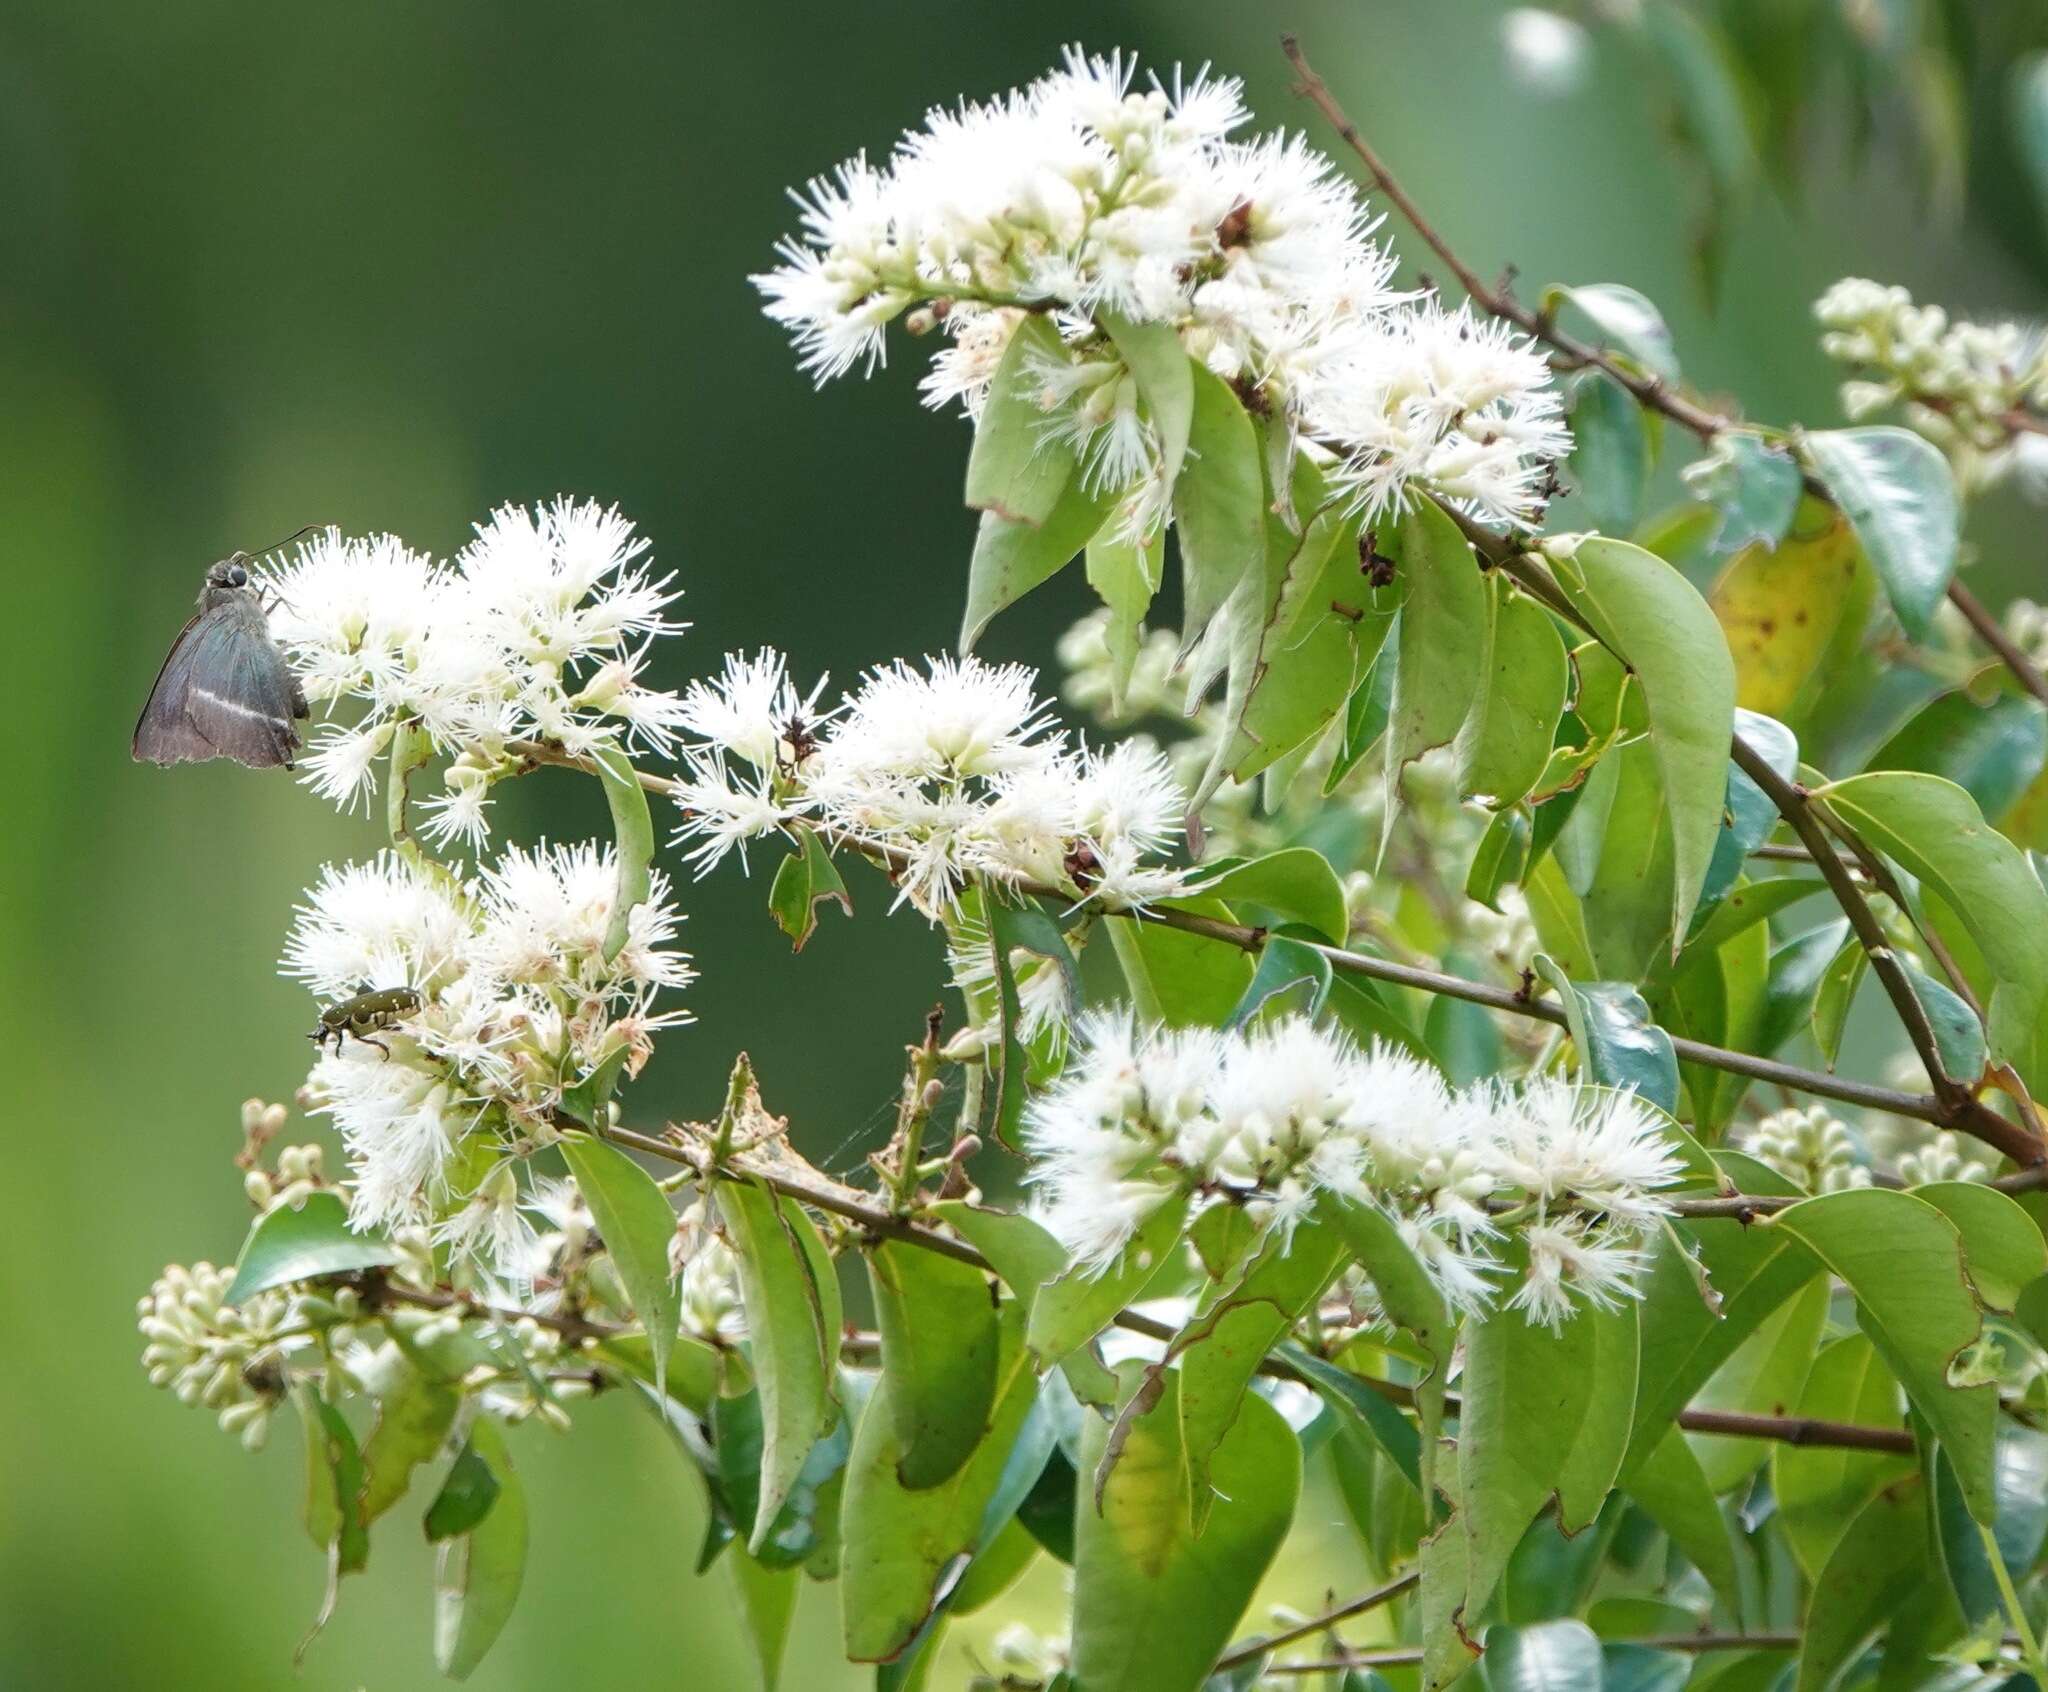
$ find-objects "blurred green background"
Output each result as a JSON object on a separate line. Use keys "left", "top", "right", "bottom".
{"left": 4, "top": 2, "right": 2043, "bottom": 1685}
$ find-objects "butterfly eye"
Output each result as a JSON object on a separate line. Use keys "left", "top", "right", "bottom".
{"left": 225, "top": 563, "right": 249, "bottom": 588}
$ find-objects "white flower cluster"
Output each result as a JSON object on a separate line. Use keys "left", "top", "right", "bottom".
{"left": 756, "top": 47, "right": 1569, "bottom": 530}
{"left": 283, "top": 845, "right": 692, "bottom": 1276}
{"left": 1740, "top": 1104, "right": 1869, "bottom": 1195}
{"left": 137, "top": 1262, "right": 298, "bottom": 1449}
{"left": 671, "top": 648, "right": 1188, "bottom": 919}
{"left": 1815, "top": 278, "right": 2048, "bottom": 495}
{"left": 1026, "top": 1010, "right": 1681, "bottom": 1328}
{"left": 259, "top": 499, "right": 686, "bottom": 844}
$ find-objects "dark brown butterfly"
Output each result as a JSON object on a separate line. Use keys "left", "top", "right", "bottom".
{"left": 132, "top": 553, "right": 309, "bottom": 769}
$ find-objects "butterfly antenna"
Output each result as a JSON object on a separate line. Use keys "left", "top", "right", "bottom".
{"left": 247, "top": 523, "right": 327, "bottom": 560}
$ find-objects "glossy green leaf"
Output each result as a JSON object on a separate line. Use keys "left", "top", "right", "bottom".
{"left": 298, "top": 1385, "right": 369, "bottom": 1575}
{"left": 1318, "top": 1195, "right": 1454, "bottom": 1438}
{"left": 1872, "top": 690, "right": 2048, "bottom": 824}
{"left": 432, "top": 1417, "right": 527, "bottom": 1682}
{"left": 1809, "top": 934, "right": 1866, "bottom": 1069}
{"left": 1569, "top": 371, "right": 1651, "bottom": 536}
{"left": 1384, "top": 499, "right": 1486, "bottom": 843}
{"left": 1189, "top": 848, "right": 1349, "bottom": 946}
{"left": 716, "top": 1178, "right": 841, "bottom": 1552}
{"left": 1815, "top": 770, "right": 2048, "bottom": 1095}
{"left": 965, "top": 315, "right": 1076, "bottom": 525}
{"left": 593, "top": 1332, "right": 723, "bottom": 1415}
{"left": 1533, "top": 957, "right": 1679, "bottom": 1116}
{"left": 1794, "top": 1480, "right": 1926, "bottom": 1692}
{"left": 1685, "top": 1274, "right": 1827, "bottom": 1493}
{"left": 561, "top": 1133, "right": 680, "bottom": 1401}
{"left": 1756, "top": 918, "right": 1848, "bottom": 1056}
{"left": 423, "top": 1435, "right": 501, "bottom": 1542}
{"left": 1227, "top": 930, "right": 1330, "bottom": 1029}
{"left": 1552, "top": 536, "right": 1737, "bottom": 945}
{"left": 1900, "top": 959, "right": 1988, "bottom": 1089}
{"left": 728, "top": 1546, "right": 799, "bottom": 1692}
{"left": 961, "top": 475, "right": 1113, "bottom": 652}
{"left": 1803, "top": 427, "right": 1959, "bottom": 641}
{"left": 1685, "top": 430, "right": 1802, "bottom": 556}
{"left": 841, "top": 1302, "right": 1038, "bottom": 1663}
{"left": 985, "top": 896, "right": 1079, "bottom": 1149}
{"left": 1071, "top": 1370, "right": 1299, "bottom": 1692}
{"left": 1107, "top": 897, "right": 1252, "bottom": 1029}
{"left": 590, "top": 742, "right": 654, "bottom": 963}
{"left": 1667, "top": 913, "right": 1769, "bottom": 1134}
{"left": 1686, "top": 877, "right": 1826, "bottom": 965}
{"left": 1457, "top": 575, "right": 1571, "bottom": 812}
{"left": 1482, "top": 1619, "right": 1604, "bottom": 1692}
{"left": 1773, "top": 1188, "right": 2001, "bottom": 1521}
{"left": 1550, "top": 283, "right": 1681, "bottom": 382}
{"left": 1277, "top": 1343, "right": 1421, "bottom": 1492}
{"left": 1932, "top": 1423, "right": 2048, "bottom": 1631}
{"left": 766, "top": 824, "right": 850, "bottom": 952}
{"left": 1174, "top": 362, "right": 1266, "bottom": 650}
{"left": 1914, "top": 1180, "right": 2047, "bottom": 1312}
{"left": 226, "top": 1191, "right": 400, "bottom": 1305}
{"left": 1771, "top": 1335, "right": 1909, "bottom": 1578}
{"left": 1026, "top": 1192, "right": 1188, "bottom": 1367}
{"left": 1100, "top": 313, "right": 1193, "bottom": 500}
{"left": 867, "top": 1240, "right": 1000, "bottom": 1490}
{"left": 931, "top": 1203, "right": 1067, "bottom": 1317}
{"left": 1693, "top": 709, "right": 1796, "bottom": 924}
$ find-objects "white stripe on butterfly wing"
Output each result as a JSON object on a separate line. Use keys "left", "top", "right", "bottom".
{"left": 191, "top": 686, "right": 293, "bottom": 729}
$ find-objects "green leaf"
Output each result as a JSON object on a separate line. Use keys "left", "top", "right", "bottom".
{"left": 432, "top": 1417, "right": 528, "bottom": 1682}
{"left": 227, "top": 1191, "right": 401, "bottom": 1304}
{"left": 766, "top": 824, "right": 851, "bottom": 952}
{"left": 1773, "top": 1188, "right": 2001, "bottom": 1521}
{"left": 961, "top": 475, "right": 1113, "bottom": 652}
{"left": 1708, "top": 503, "right": 1868, "bottom": 726}
{"left": 1277, "top": 1343, "right": 1421, "bottom": 1492}
{"left": 1685, "top": 431, "right": 1802, "bottom": 556}
{"left": 1666, "top": 913, "right": 1769, "bottom": 1134}
{"left": 1174, "top": 1220, "right": 1347, "bottom": 1527}
{"left": 590, "top": 742, "right": 655, "bottom": 963}
{"left": 1384, "top": 499, "right": 1486, "bottom": 843}
{"left": 1468, "top": 810, "right": 1531, "bottom": 911}
{"left": 1871, "top": 689, "right": 2048, "bottom": 825}
{"left": 1533, "top": 957, "right": 1679, "bottom": 1116}
{"left": 1086, "top": 527, "right": 1164, "bottom": 714}
{"left": 1913, "top": 1180, "right": 2047, "bottom": 1312}
{"left": 1107, "top": 897, "right": 1252, "bottom": 1028}
{"left": 1100, "top": 313, "right": 1194, "bottom": 501}
{"left": 560, "top": 1134, "right": 680, "bottom": 1403}
{"left": 1317, "top": 1196, "right": 1454, "bottom": 1430}
{"left": 2017, "top": 53, "right": 2048, "bottom": 231}
{"left": 1482, "top": 1620, "right": 1604, "bottom": 1692}
{"left": 1900, "top": 958, "right": 1988, "bottom": 1089}
{"left": 1227, "top": 930, "right": 1330, "bottom": 1030}
{"left": 1551, "top": 536, "right": 1737, "bottom": 945}
{"left": 1175, "top": 362, "right": 1266, "bottom": 650}
{"left": 1027, "top": 1193, "right": 1189, "bottom": 1367}
{"left": 1685, "top": 1274, "right": 1828, "bottom": 1492}
{"left": 1623, "top": 1427, "right": 1741, "bottom": 1611}
{"left": 930, "top": 1203, "right": 1067, "bottom": 1317}
{"left": 1771, "top": 1335, "right": 1910, "bottom": 1578}
{"left": 423, "top": 1435, "right": 501, "bottom": 1542}
{"left": 1809, "top": 934, "right": 1866, "bottom": 1069}
{"left": 1814, "top": 770, "right": 2048, "bottom": 1096}
{"left": 728, "top": 1546, "right": 799, "bottom": 1692}
{"left": 1071, "top": 1370, "right": 1299, "bottom": 1692}
{"left": 1803, "top": 426, "right": 1960, "bottom": 641}
{"left": 1549, "top": 283, "right": 1681, "bottom": 382}
{"left": 1932, "top": 1423, "right": 2048, "bottom": 1631}
{"left": 841, "top": 1301, "right": 1039, "bottom": 1662}
{"left": 360, "top": 1360, "right": 459, "bottom": 1523}
{"left": 298, "top": 1385, "right": 369, "bottom": 1575}
{"left": 1188, "top": 847, "right": 1349, "bottom": 945}
{"left": 1457, "top": 576, "right": 1571, "bottom": 812}
{"left": 1692, "top": 709, "right": 1796, "bottom": 925}
{"left": 716, "top": 1178, "right": 840, "bottom": 1552}
{"left": 1568, "top": 372, "right": 1651, "bottom": 536}
{"left": 593, "top": 1332, "right": 723, "bottom": 1414}
{"left": 867, "top": 1240, "right": 1001, "bottom": 1490}
{"left": 1686, "top": 877, "right": 1826, "bottom": 966}
{"left": 965, "top": 315, "right": 1076, "bottom": 525}
{"left": 1794, "top": 1480, "right": 1926, "bottom": 1692}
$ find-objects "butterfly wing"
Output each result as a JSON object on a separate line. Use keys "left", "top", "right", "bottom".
{"left": 132, "top": 593, "right": 306, "bottom": 769}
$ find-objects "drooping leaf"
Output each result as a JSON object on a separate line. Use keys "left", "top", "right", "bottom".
{"left": 1456, "top": 574, "right": 1571, "bottom": 812}
{"left": 965, "top": 315, "right": 1077, "bottom": 525}
{"left": 423, "top": 1436, "right": 500, "bottom": 1543}
{"left": 841, "top": 1302, "right": 1038, "bottom": 1663}
{"left": 961, "top": 475, "right": 1113, "bottom": 652}
{"left": 359, "top": 1360, "right": 459, "bottom": 1524}
{"left": 1899, "top": 958, "right": 1988, "bottom": 1090}
{"left": 227, "top": 1191, "right": 401, "bottom": 1305}
{"left": 1107, "top": 897, "right": 1253, "bottom": 1029}
{"left": 1808, "top": 932, "right": 1866, "bottom": 1069}
{"left": 1568, "top": 371, "right": 1652, "bottom": 536}
{"left": 298, "top": 1385, "right": 369, "bottom": 1576}
{"left": 867, "top": 1240, "right": 1001, "bottom": 1491}
{"left": 1623, "top": 1427, "right": 1741, "bottom": 1611}
{"left": 1026, "top": 1193, "right": 1189, "bottom": 1367}
{"left": 560, "top": 1133, "right": 681, "bottom": 1401}
{"left": 1684, "top": 1274, "right": 1828, "bottom": 1493}
{"left": 1071, "top": 1369, "right": 1299, "bottom": 1692}
{"left": 1383, "top": 499, "right": 1486, "bottom": 845}
{"left": 1277, "top": 1343, "right": 1421, "bottom": 1493}
{"left": 1086, "top": 526, "right": 1164, "bottom": 715}
{"left": 766, "top": 824, "right": 851, "bottom": 952}
{"left": 432, "top": 1417, "right": 528, "bottom": 1682}
{"left": 716, "top": 1178, "right": 841, "bottom": 1552}
{"left": 1931, "top": 1424, "right": 2048, "bottom": 1632}
{"left": 1803, "top": 426, "right": 1960, "bottom": 641}
{"left": 1174, "top": 362, "right": 1266, "bottom": 651}
{"left": 1794, "top": 1480, "right": 1926, "bottom": 1692}
{"left": 590, "top": 742, "right": 655, "bottom": 963}
{"left": 930, "top": 1203, "right": 1067, "bottom": 1317}
{"left": 1548, "top": 283, "right": 1682, "bottom": 382}
{"left": 1533, "top": 956, "right": 1679, "bottom": 1116}
{"left": 1100, "top": 313, "right": 1194, "bottom": 501}
{"left": 1692, "top": 708, "right": 1797, "bottom": 924}
{"left": 1773, "top": 1188, "right": 2001, "bottom": 1521}
{"left": 1870, "top": 688, "right": 2048, "bottom": 825}
{"left": 727, "top": 1546, "right": 799, "bottom": 1692}
{"left": 1551, "top": 536, "right": 1737, "bottom": 946}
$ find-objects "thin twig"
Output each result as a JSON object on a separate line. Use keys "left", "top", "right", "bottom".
{"left": 1259, "top": 1632, "right": 1806, "bottom": 1673}
{"left": 1214, "top": 1570, "right": 1419, "bottom": 1671}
